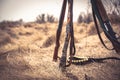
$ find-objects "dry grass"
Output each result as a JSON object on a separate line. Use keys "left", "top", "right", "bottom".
{"left": 0, "top": 22, "right": 120, "bottom": 80}
{"left": 0, "top": 29, "right": 12, "bottom": 47}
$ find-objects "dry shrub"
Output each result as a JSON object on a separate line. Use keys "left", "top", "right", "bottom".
{"left": 24, "top": 22, "right": 39, "bottom": 28}
{"left": 24, "top": 23, "right": 34, "bottom": 28}
{"left": 19, "top": 32, "right": 33, "bottom": 36}
{"left": 0, "top": 20, "right": 23, "bottom": 30}
{"left": 42, "top": 35, "right": 55, "bottom": 47}
{"left": 35, "top": 24, "right": 49, "bottom": 35}
{"left": 0, "top": 30, "right": 11, "bottom": 46}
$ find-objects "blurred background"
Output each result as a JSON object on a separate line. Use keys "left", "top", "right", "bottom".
{"left": 0, "top": 0, "right": 120, "bottom": 80}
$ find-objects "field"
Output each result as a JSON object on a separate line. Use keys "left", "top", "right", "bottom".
{"left": 0, "top": 22, "right": 120, "bottom": 80}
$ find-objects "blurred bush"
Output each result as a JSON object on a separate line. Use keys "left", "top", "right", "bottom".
{"left": 77, "top": 12, "right": 93, "bottom": 24}
{"left": 0, "top": 19, "right": 24, "bottom": 30}
{"left": 36, "top": 14, "right": 56, "bottom": 23}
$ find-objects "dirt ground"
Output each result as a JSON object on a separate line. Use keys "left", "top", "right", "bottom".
{"left": 0, "top": 22, "right": 120, "bottom": 80}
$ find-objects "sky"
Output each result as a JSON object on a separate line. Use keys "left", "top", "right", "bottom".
{"left": 0, "top": 0, "right": 88, "bottom": 22}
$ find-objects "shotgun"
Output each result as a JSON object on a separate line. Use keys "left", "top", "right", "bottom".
{"left": 91, "top": 0, "right": 120, "bottom": 53}
{"left": 53, "top": 0, "right": 67, "bottom": 61}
